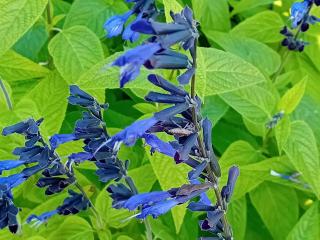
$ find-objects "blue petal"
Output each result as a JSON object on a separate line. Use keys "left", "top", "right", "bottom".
{"left": 0, "top": 173, "right": 26, "bottom": 189}
{"left": 143, "top": 134, "right": 176, "bottom": 157}
{"left": 109, "top": 117, "right": 158, "bottom": 146}
{"left": 137, "top": 199, "right": 179, "bottom": 219}
{"left": 27, "top": 210, "right": 58, "bottom": 225}
{"left": 291, "top": 1, "right": 310, "bottom": 28}
{"left": 124, "top": 191, "right": 171, "bottom": 210}
{"left": 0, "top": 160, "right": 25, "bottom": 175}
{"left": 49, "top": 134, "right": 77, "bottom": 149}
{"left": 104, "top": 11, "right": 133, "bottom": 38}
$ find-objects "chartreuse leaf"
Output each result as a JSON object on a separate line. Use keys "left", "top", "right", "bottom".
{"left": 192, "top": 0, "right": 230, "bottom": 33}
{"left": 48, "top": 216, "right": 94, "bottom": 240}
{"left": 64, "top": 0, "right": 128, "bottom": 38}
{"left": 275, "top": 116, "right": 291, "bottom": 154}
{"left": 0, "top": 0, "right": 48, "bottom": 56}
{"left": 250, "top": 182, "right": 299, "bottom": 240}
{"left": 278, "top": 78, "right": 307, "bottom": 114}
{"left": 162, "top": 0, "right": 183, "bottom": 22}
{"left": 17, "top": 71, "right": 69, "bottom": 137}
{"left": 146, "top": 146, "right": 190, "bottom": 233}
{"left": 284, "top": 121, "right": 320, "bottom": 198}
{"left": 286, "top": 201, "right": 320, "bottom": 240}
{"left": 49, "top": 26, "right": 104, "bottom": 83}
{"left": 231, "top": 0, "right": 274, "bottom": 16}
{"left": 0, "top": 50, "right": 49, "bottom": 81}
{"left": 207, "top": 31, "right": 281, "bottom": 76}
{"left": 231, "top": 11, "right": 284, "bottom": 43}
{"left": 219, "top": 84, "right": 276, "bottom": 123}
{"left": 197, "top": 47, "right": 265, "bottom": 98}
{"left": 0, "top": 79, "right": 13, "bottom": 110}
{"left": 227, "top": 197, "right": 247, "bottom": 240}
{"left": 202, "top": 95, "right": 229, "bottom": 123}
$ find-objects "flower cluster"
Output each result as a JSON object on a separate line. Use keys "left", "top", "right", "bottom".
{"left": 0, "top": 116, "right": 90, "bottom": 232}
{"left": 281, "top": 0, "right": 320, "bottom": 51}
{"left": 105, "top": 5, "right": 239, "bottom": 239}
{"left": 108, "top": 7, "right": 197, "bottom": 87}
{"left": 104, "top": 0, "right": 158, "bottom": 42}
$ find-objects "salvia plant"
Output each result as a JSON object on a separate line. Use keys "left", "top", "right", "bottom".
{"left": 0, "top": 0, "right": 320, "bottom": 240}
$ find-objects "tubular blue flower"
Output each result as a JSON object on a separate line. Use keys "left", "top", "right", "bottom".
{"left": 68, "top": 152, "right": 93, "bottom": 164}
{"left": 37, "top": 177, "right": 72, "bottom": 195}
{"left": 154, "top": 102, "right": 190, "bottom": 121}
{"left": 108, "top": 117, "right": 158, "bottom": 146}
{"left": 0, "top": 160, "right": 25, "bottom": 175}
{"left": 221, "top": 166, "right": 239, "bottom": 203}
{"left": 174, "top": 133, "right": 198, "bottom": 164}
{"left": 142, "top": 134, "right": 176, "bottom": 157}
{"left": 145, "top": 91, "right": 186, "bottom": 104}
{"left": 107, "top": 183, "right": 134, "bottom": 209}
{"left": 202, "top": 118, "right": 221, "bottom": 177}
{"left": 188, "top": 161, "right": 207, "bottom": 180}
{"left": 2, "top": 118, "right": 41, "bottom": 137}
{"left": 147, "top": 74, "right": 187, "bottom": 96}
{"left": 27, "top": 210, "right": 58, "bottom": 226}
{"left": 57, "top": 190, "right": 90, "bottom": 215}
{"left": 131, "top": 6, "right": 198, "bottom": 50}
{"left": 137, "top": 199, "right": 179, "bottom": 219}
{"left": 0, "top": 173, "right": 26, "bottom": 189}
{"left": 290, "top": 0, "right": 311, "bottom": 28}
{"left": 0, "top": 186, "right": 19, "bottom": 233}
{"left": 104, "top": 11, "right": 133, "bottom": 38}
{"left": 178, "top": 67, "right": 195, "bottom": 85}
{"left": 49, "top": 134, "right": 77, "bottom": 150}
{"left": 144, "top": 48, "right": 190, "bottom": 70}
{"left": 95, "top": 159, "right": 123, "bottom": 183}
{"left": 112, "top": 42, "right": 162, "bottom": 87}
{"left": 124, "top": 191, "right": 171, "bottom": 210}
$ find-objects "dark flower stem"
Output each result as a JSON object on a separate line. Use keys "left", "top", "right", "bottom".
{"left": 0, "top": 78, "right": 13, "bottom": 110}
{"left": 190, "top": 39, "right": 232, "bottom": 240}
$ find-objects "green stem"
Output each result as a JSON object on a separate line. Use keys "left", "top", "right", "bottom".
{"left": 46, "top": 0, "right": 54, "bottom": 69}
{"left": 190, "top": 39, "right": 232, "bottom": 240}
{"left": 0, "top": 78, "right": 13, "bottom": 110}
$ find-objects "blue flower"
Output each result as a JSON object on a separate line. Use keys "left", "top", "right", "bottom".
{"left": 138, "top": 199, "right": 179, "bottom": 219}
{"left": 174, "top": 133, "right": 198, "bottom": 163}
{"left": 49, "top": 134, "right": 77, "bottom": 149}
{"left": 2, "top": 118, "right": 42, "bottom": 137}
{"left": 145, "top": 91, "right": 186, "bottom": 104}
{"left": 112, "top": 42, "right": 162, "bottom": 87}
{"left": 68, "top": 152, "right": 93, "bottom": 165}
{"left": 147, "top": 74, "right": 187, "bottom": 96}
{"left": 291, "top": 1, "right": 311, "bottom": 28}
{"left": 131, "top": 6, "right": 198, "bottom": 50}
{"left": 0, "top": 160, "right": 25, "bottom": 175}
{"left": 104, "top": 11, "right": 133, "bottom": 38}
{"left": 124, "top": 191, "right": 171, "bottom": 210}
{"left": 221, "top": 166, "right": 239, "bottom": 203}
{"left": 0, "top": 173, "right": 26, "bottom": 189}
{"left": 27, "top": 210, "right": 58, "bottom": 226}
{"left": 109, "top": 117, "right": 158, "bottom": 146}
{"left": 57, "top": 190, "right": 90, "bottom": 215}
{"left": 143, "top": 134, "right": 176, "bottom": 157}
{"left": 37, "top": 177, "right": 72, "bottom": 195}
{"left": 107, "top": 183, "right": 134, "bottom": 209}
{"left": 0, "top": 186, "right": 19, "bottom": 233}
{"left": 95, "top": 158, "right": 122, "bottom": 183}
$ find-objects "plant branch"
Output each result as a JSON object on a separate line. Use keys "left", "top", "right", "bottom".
{"left": 190, "top": 39, "right": 232, "bottom": 240}
{"left": 0, "top": 78, "right": 13, "bottom": 110}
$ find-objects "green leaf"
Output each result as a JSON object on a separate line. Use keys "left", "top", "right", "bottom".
{"left": 0, "top": 50, "right": 49, "bottom": 81}
{"left": 286, "top": 201, "right": 319, "bottom": 240}
{"left": 147, "top": 147, "right": 190, "bottom": 233}
{"left": 48, "top": 216, "right": 94, "bottom": 240}
{"left": 202, "top": 95, "right": 229, "bottom": 123}
{"left": 219, "top": 84, "right": 276, "bottom": 123}
{"left": 207, "top": 31, "right": 281, "bottom": 76}
{"left": 284, "top": 121, "right": 320, "bottom": 198}
{"left": 64, "top": 0, "right": 128, "bottom": 38}
{"left": 275, "top": 116, "right": 291, "bottom": 153}
{"left": 192, "top": 0, "right": 230, "bottom": 33}
{"left": 0, "top": 79, "right": 13, "bottom": 110}
{"left": 231, "top": 11, "right": 284, "bottom": 43}
{"left": 250, "top": 182, "right": 299, "bottom": 240}
{"left": 17, "top": 71, "right": 69, "bottom": 137}
{"left": 231, "top": 0, "right": 274, "bottom": 16}
{"left": 227, "top": 197, "right": 247, "bottom": 240}
{"left": 0, "top": 0, "right": 48, "bottom": 56}
{"left": 197, "top": 47, "right": 265, "bottom": 97}
{"left": 163, "top": 0, "right": 183, "bottom": 22}
{"left": 128, "top": 164, "right": 157, "bottom": 192}
{"left": 49, "top": 26, "right": 104, "bottom": 83}
{"left": 278, "top": 78, "right": 307, "bottom": 114}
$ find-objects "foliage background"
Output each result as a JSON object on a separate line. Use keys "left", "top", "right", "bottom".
{"left": 0, "top": 0, "right": 320, "bottom": 239}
